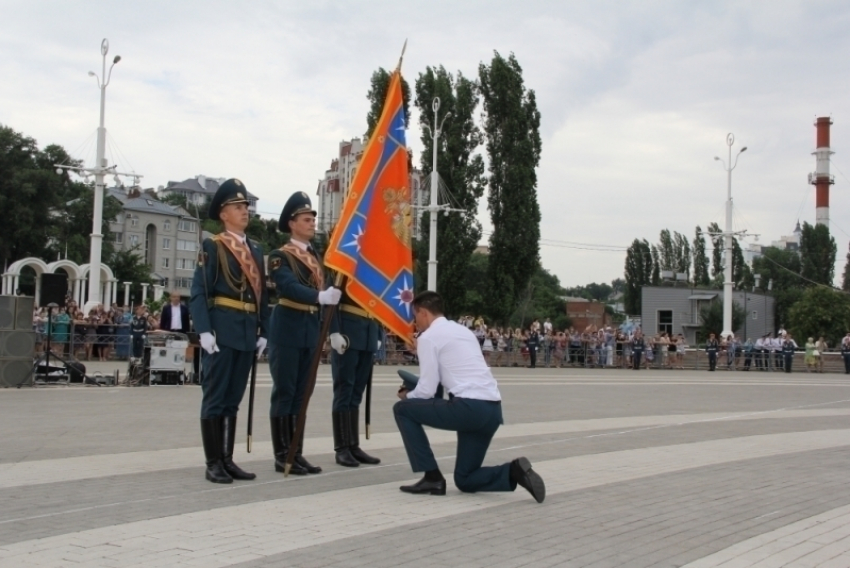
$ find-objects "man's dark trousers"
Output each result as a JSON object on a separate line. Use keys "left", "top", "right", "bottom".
{"left": 332, "top": 348, "right": 371, "bottom": 411}
{"left": 528, "top": 347, "right": 537, "bottom": 368}
{"left": 632, "top": 348, "right": 643, "bottom": 369}
{"left": 393, "top": 397, "right": 512, "bottom": 493}
{"left": 200, "top": 347, "right": 254, "bottom": 418}
{"left": 708, "top": 352, "right": 717, "bottom": 371}
{"left": 269, "top": 344, "right": 313, "bottom": 416}
{"left": 844, "top": 350, "right": 850, "bottom": 374}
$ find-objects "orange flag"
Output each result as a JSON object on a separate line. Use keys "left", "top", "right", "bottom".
{"left": 324, "top": 69, "right": 415, "bottom": 344}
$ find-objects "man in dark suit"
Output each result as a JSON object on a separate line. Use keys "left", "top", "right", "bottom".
{"left": 160, "top": 291, "right": 191, "bottom": 334}
{"left": 329, "top": 291, "right": 381, "bottom": 467}
{"left": 189, "top": 179, "right": 270, "bottom": 484}
{"left": 267, "top": 191, "right": 340, "bottom": 475}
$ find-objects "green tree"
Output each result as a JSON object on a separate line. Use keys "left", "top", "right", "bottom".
{"left": 842, "top": 241, "right": 850, "bottom": 292}
{"left": 658, "top": 229, "right": 675, "bottom": 271}
{"left": 673, "top": 231, "right": 691, "bottom": 280}
{"left": 751, "top": 246, "right": 804, "bottom": 330}
{"left": 732, "top": 237, "right": 754, "bottom": 290}
{"left": 610, "top": 277, "right": 625, "bottom": 295}
{"left": 650, "top": 245, "right": 661, "bottom": 285}
{"left": 799, "top": 221, "right": 837, "bottom": 286}
{"left": 415, "top": 66, "right": 486, "bottom": 316}
{"left": 624, "top": 239, "right": 652, "bottom": 314}
{"left": 47, "top": 189, "right": 124, "bottom": 264}
{"left": 692, "top": 225, "right": 710, "bottom": 286}
{"left": 107, "top": 247, "right": 152, "bottom": 305}
{"left": 698, "top": 299, "right": 746, "bottom": 342}
{"left": 365, "top": 68, "right": 412, "bottom": 138}
{"left": 507, "top": 265, "right": 570, "bottom": 329}
{"left": 564, "top": 282, "right": 613, "bottom": 302}
{"left": 478, "top": 52, "right": 542, "bottom": 323}
{"left": 707, "top": 222, "right": 723, "bottom": 286}
{"left": 461, "top": 252, "right": 490, "bottom": 320}
{"left": 0, "top": 125, "right": 82, "bottom": 265}
{"left": 787, "top": 286, "right": 850, "bottom": 346}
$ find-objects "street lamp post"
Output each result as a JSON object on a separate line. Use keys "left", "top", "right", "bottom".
{"left": 714, "top": 133, "right": 747, "bottom": 338}
{"left": 425, "top": 97, "right": 451, "bottom": 292}
{"left": 55, "top": 39, "right": 141, "bottom": 314}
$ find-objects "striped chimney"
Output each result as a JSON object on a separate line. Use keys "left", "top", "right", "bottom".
{"left": 809, "top": 117, "right": 834, "bottom": 228}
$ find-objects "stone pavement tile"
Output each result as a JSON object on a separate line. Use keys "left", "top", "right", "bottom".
{"left": 792, "top": 535, "right": 850, "bottom": 567}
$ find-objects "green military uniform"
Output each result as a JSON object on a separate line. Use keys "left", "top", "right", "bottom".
{"left": 189, "top": 179, "right": 270, "bottom": 484}
{"left": 267, "top": 192, "right": 325, "bottom": 475}
{"left": 330, "top": 292, "right": 381, "bottom": 467}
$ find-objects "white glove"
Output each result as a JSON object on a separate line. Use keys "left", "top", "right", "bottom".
{"left": 330, "top": 333, "right": 348, "bottom": 355}
{"left": 377, "top": 340, "right": 382, "bottom": 349}
{"left": 256, "top": 337, "right": 268, "bottom": 357}
{"left": 200, "top": 332, "right": 219, "bottom": 355}
{"left": 318, "top": 287, "right": 342, "bottom": 305}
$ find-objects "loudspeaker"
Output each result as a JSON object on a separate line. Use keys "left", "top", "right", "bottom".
{"left": 15, "top": 295, "right": 34, "bottom": 330}
{"left": 0, "top": 296, "right": 13, "bottom": 330}
{"left": 0, "top": 331, "right": 35, "bottom": 358}
{"left": 0, "top": 358, "right": 32, "bottom": 387}
{"left": 40, "top": 273, "right": 68, "bottom": 308}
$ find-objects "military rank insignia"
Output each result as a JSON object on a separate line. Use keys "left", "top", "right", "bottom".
{"left": 269, "top": 257, "right": 282, "bottom": 272}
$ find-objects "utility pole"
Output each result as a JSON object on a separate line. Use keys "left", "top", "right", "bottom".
{"left": 55, "top": 39, "right": 141, "bottom": 314}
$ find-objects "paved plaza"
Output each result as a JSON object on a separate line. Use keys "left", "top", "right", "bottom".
{"left": 0, "top": 364, "right": 849, "bottom": 567}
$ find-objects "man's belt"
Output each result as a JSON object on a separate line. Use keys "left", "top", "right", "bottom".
{"left": 278, "top": 298, "right": 318, "bottom": 313}
{"left": 213, "top": 297, "right": 257, "bottom": 313}
{"left": 340, "top": 303, "right": 373, "bottom": 319}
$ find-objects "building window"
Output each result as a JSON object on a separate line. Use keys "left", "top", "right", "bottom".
{"left": 162, "top": 257, "right": 170, "bottom": 269}
{"left": 130, "top": 218, "right": 138, "bottom": 227}
{"left": 164, "top": 220, "right": 171, "bottom": 231}
{"left": 178, "top": 258, "right": 195, "bottom": 270}
{"left": 163, "top": 237, "right": 171, "bottom": 250}
{"left": 178, "top": 220, "right": 196, "bottom": 232}
{"left": 175, "top": 277, "right": 193, "bottom": 288}
{"left": 752, "top": 310, "right": 758, "bottom": 320}
{"left": 177, "top": 239, "right": 197, "bottom": 252}
{"left": 114, "top": 232, "right": 123, "bottom": 243}
{"left": 658, "top": 310, "right": 673, "bottom": 335}
{"left": 128, "top": 234, "right": 139, "bottom": 247}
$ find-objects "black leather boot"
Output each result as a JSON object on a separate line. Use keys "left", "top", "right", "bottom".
{"left": 201, "top": 418, "right": 232, "bottom": 484}
{"left": 333, "top": 411, "right": 359, "bottom": 467}
{"left": 290, "top": 415, "right": 322, "bottom": 474}
{"left": 271, "top": 417, "right": 307, "bottom": 475}
{"left": 349, "top": 408, "right": 380, "bottom": 464}
{"left": 221, "top": 416, "right": 256, "bottom": 480}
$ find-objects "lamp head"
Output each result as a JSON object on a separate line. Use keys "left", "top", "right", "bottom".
{"left": 88, "top": 71, "right": 96, "bottom": 77}
{"left": 740, "top": 146, "right": 747, "bottom": 153}
{"left": 113, "top": 55, "right": 121, "bottom": 64}
{"left": 714, "top": 156, "right": 720, "bottom": 161}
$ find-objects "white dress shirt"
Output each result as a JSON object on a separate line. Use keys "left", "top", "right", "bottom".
{"left": 169, "top": 303, "right": 183, "bottom": 331}
{"left": 407, "top": 316, "right": 502, "bottom": 402}
{"left": 226, "top": 230, "right": 247, "bottom": 246}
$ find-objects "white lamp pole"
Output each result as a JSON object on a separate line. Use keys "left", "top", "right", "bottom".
{"left": 426, "top": 97, "right": 451, "bottom": 292}
{"left": 55, "top": 39, "right": 142, "bottom": 314}
{"left": 714, "top": 133, "right": 747, "bottom": 338}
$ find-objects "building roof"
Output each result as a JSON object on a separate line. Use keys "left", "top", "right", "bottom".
{"left": 164, "top": 176, "right": 258, "bottom": 200}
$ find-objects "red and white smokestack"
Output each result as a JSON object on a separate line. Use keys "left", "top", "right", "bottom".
{"left": 809, "top": 116, "right": 834, "bottom": 228}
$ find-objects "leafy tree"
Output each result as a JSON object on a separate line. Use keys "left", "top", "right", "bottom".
{"left": 479, "top": 52, "right": 542, "bottom": 324}
{"left": 692, "top": 225, "right": 710, "bottom": 286}
{"left": 842, "top": 241, "right": 850, "bottom": 292}
{"left": 787, "top": 286, "right": 850, "bottom": 346}
{"left": 698, "top": 299, "right": 746, "bottom": 342}
{"left": 624, "top": 239, "right": 652, "bottom": 314}
{"left": 732, "top": 237, "right": 754, "bottom": 290}
{"left": 414, "top": 66, "right": 486, "bottom": 316}
{"left": 365, "top": 68, "right": 412, "bottom": 138}
{"left": 799, "top": 221, "right": 837, "bottom": 286}
{"left": 246, "top": 216, "right": 287, "bottom": 254}
{"left": 108, "top": 247, "right": 152, "bottom": 305}
{"left": 610, "top": 278, "right": 625, "bottom": 295}
{"left": 751, "top": 246, "right": 804, "bottom": 330}
{"left": 564, "top": 282, "right": 613, "bottom": 302}
{"left": 461, "top": 252, "right": 490, "bottom": 320}
{"left": 47, "top": 189, "right": 124, "bottom": 264}
{"left": 673, "top": 231, "right": 691, "bottom": 280}
{"left": 507, "top": 265, "right": 570, "bottom": 329}
{"left": 650, "top": 245, "right": 660, "bottom": 285}
{"left": 0, "top": 125, "right": 83, "bottom": 266}
{"left": 707, "top": 221, "right": 723, "bottom": 286}
{"left": 658, "top": 229, "right": 675, "bottom": 271}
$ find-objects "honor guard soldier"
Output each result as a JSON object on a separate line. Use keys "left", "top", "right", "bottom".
{"left": 705, "top": 333, "right": 719, "bottom": 371}
{"left": 189, "top": 179, "right": 270, "bottom": 484}
{"left": 328, "top": 292, "right": 381, "bottom": 468}
{"left": 267, "top": 192, "right": 341, "bottom": 475}
{"left": 631, "top": 331, "right": 645, "bottom": 370}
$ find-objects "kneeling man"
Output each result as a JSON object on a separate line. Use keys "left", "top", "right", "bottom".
{"left": 393, "top": 291, "right": 545, "bottom": 502}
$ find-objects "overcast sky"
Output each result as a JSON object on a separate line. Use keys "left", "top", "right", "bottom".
{"left": 2, "top": 0, "right": 849, "bottom": 288}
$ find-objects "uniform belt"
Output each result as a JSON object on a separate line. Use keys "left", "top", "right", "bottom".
{"left": 339, "top": 303, "right": 373, "bottom": 319}
{"left": 213, "top": 297, "right": 257, "bottom": 313}
{"left": 278, "top": 298, "right": 318, "bottom": 313}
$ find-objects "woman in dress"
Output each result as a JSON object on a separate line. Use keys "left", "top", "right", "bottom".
{"left": 50, "top": 307, "right": 71, "bottom": 357}
{"left": 804, "top": 337, "right": 816, "bottom": 372}
{"left": 815, "top": 336, "right": 828, "bottom": 373}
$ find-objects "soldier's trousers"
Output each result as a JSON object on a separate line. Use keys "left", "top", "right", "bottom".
{"left": 269, "top": 344, "right": 313, "bottom": 417}
{"left": 331, "top": 348, "right": 373, "bottom": 412}
{"left": 200, "top": 347, "right": 254, "bottom": 419}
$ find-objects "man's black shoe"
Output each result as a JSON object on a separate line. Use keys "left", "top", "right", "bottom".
{"left": 510, "top": 457, "right": 545, "bottom": 503}
{"left": 400, "top": 476, "right": 447, "bottom": 496}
